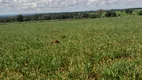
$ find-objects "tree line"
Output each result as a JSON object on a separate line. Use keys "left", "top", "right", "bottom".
{"left": 0, "top": 8, "right": 142, "bottom": 23}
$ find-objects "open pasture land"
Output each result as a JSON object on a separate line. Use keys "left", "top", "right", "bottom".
{"left": 0, "top": 17, "right": 142, "bottom": 80}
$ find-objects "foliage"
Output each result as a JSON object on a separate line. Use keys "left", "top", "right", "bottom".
{"left": 96, "top": 9, "right": 104, "bottom": 16}
{"left": 17, "top": 15, "right": 24, "bottom": 22}
{"left": 111, "top": 12, "right": 117, "bottom": 17}
{"left": 125, "top": 9, "right": 133, "bottom": 14}
{"left": 89, "top": 14, "right": 100, "bottom": 18}
{"left": 118, "top": 14, "right": 121, "bottom": 16}
{"left": 0, "top": 8, "right": 142, "bottom": 23}
{"left": 138, "top": 11, "right": 142, "bottom": 15}
{"left": 105, "top": 11, "right": 117, "bottom": 17}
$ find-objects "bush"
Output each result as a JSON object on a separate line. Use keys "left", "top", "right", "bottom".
{"left": 105, "top": 11, "right": 117, "bottom": 17}
{"left": 125, "top": 9, "right": 133, "bottom": 14}
{"left": 138, "top": 11, "right": 142, "bottom": 15}
{"left": 111, "top": 12, "right": 117, "bottom": 17}
{"left": 105, "top": 12, "right": 112, "bottom": 17}
{"left": 118, "top": 14, "right": 121, "bottom": 16}
{"left": 90, "top": 14, "right": 100, "bottom": 18}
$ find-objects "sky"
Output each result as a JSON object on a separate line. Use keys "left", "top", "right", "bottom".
{"left": 0, "top": 0, "right": 142, "bottom": 15}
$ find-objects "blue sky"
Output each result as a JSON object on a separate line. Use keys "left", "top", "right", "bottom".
{"left": 0, "top": 0, "right": 142, "bottom": 15}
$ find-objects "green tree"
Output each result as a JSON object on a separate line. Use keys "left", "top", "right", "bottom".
{"left": 82, "top": 13, "right": 89, "bottom": 18}
{"left": 90, "top": 14, "right": 99, "bottom": 18}
{"left": 111, "top": 12, "right": 117, "bottom": 17}
{"left": 17, "top": 14, "right": 23, "bottom": 22}
{"left": 105, "top": 11, "right": 112, "bottom": 17}
{"left": 138, "top": 11, "right": 142, "bottom": 15}
{"left": 105, "top": 11, "right": 117, "bottom": 17}
{"left": 125, "top": 9, "right": 133, "bottom": 14}
{"left": 96, "top": 9, "right": 104, "bottom": 17}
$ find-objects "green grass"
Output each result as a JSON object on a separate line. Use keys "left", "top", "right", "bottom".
{"left": 0, "top": 17, "right": 142, "bottom": 80}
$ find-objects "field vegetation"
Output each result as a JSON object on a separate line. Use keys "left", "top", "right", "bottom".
{"left": 0, "top": 16, "right": 142, "bottom": 80}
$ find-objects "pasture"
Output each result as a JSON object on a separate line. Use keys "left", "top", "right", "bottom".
{"left": 0, "top": 17, "right": 142, "bottom": 80}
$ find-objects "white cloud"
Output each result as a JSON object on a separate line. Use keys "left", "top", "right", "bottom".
{"left": 0, "top": 0, "right": 141, "bottom": 14}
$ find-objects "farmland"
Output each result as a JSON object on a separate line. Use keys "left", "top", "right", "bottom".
{"left": 0, "top": 17, "right": 142, "bottom": 80}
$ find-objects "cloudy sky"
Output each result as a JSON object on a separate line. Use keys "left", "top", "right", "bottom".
{"left": 0, "top": 0, "right": 142, "bottom": 15}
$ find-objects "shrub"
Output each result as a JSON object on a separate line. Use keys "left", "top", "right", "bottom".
{"left": 105, "top": 11, "right": 117, "bottom": 17}
{"left": 111, "top": 12, "right": 117, "bottom": 17}
{"left": 125, "top": 9, "right": 133, "bottom": 14}
{"left": 118, "top": 14, "right": 121, "bottom": 16}
{"left": 138, "top": 11, "right": 142, "bottom": 15}
{"left": 90, "top": 14, "right": 100, "bottom": 18}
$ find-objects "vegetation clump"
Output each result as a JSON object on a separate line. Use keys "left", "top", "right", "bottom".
{"left": 138, "top": 11, "right": 142, "bottom": 15}
{"left": 17, "top": 14, "right": 23, "bottom": 22}
{"left": 105, "top": 11, "right": 117, "bottom": 17}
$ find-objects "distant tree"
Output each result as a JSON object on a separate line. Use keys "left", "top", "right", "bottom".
{"left": 120, "top": 10, "right": 123, "bottom": 13}
{"left": 82, "top": 13, "right": 89, "bottom": 18}
{"left": 42, "top": 15, "right": 51, "bottom": 20}
{"left": 17, "top": 15, "right": 23, "bottom": 22}
{"left": 105, "top": 11, "right": 117, "bottom": 17}
{"left": 125, "top": 9, "right": 133, "bottom": 14}
{"left": 105, "top": 11, "right": 112, "bottom": 17}
{"left": 23, "top": 16, "right": 32, "bottom": 21}
{"left": 32, "top": 14, "right": 39, "bottom": 21}
{"left": 138, "top": 11, "right": 142, "bottom": 15}
{"left": 111, "top": 12, "right": 117, "bottom": 17}
{"left": 90, "top": 14, "right": 99, "bottom": 18}
{"left": 125, "top": 9, "right": 129, "bottom": 14}
{"left": 96, "top": 9, "right": 104, "bottom": 16}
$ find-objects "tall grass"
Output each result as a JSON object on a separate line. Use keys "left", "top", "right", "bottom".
{"left": 0, "top": 17, "right": 142, "bottom": 80}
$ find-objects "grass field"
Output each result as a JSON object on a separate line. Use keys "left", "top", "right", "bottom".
{"left": 0, "top": 17, "right": 142, "bottom": 80}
